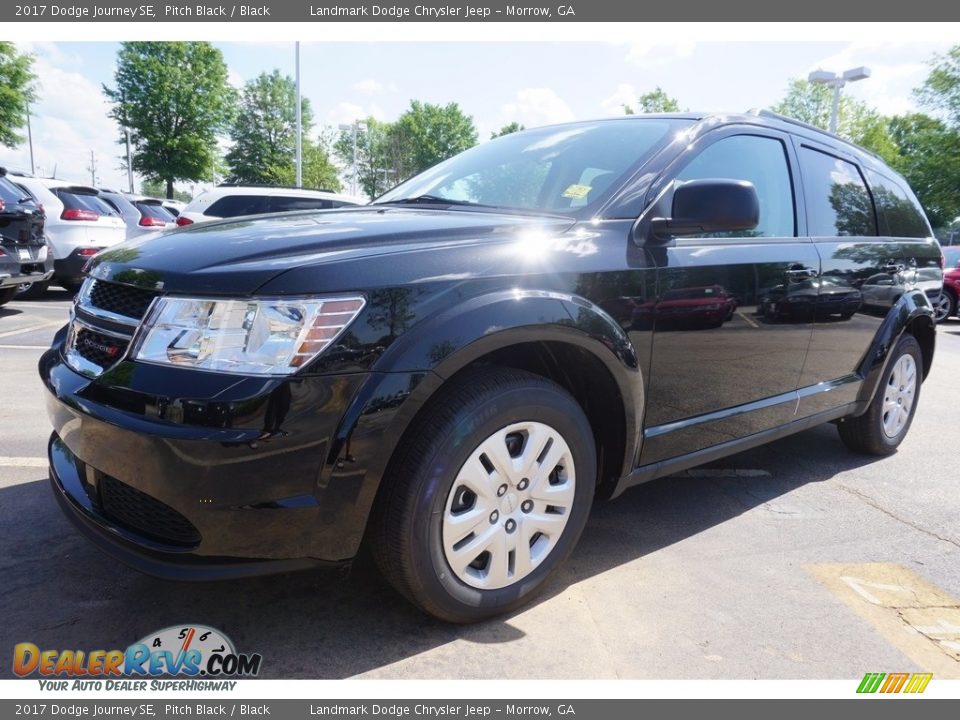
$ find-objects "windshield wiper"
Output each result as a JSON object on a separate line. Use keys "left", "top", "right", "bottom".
{"left": 376, "top": 194, "right": 492, "bottom": 208}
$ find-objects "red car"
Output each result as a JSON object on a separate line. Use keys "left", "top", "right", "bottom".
{"left": 935, "top": 246, "right": 960, "bottom": 322}
{"left": 634, "top": 285, "right": 737, "bottom": 329}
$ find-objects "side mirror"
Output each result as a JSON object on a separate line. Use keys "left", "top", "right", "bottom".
{"left": 651, "top": 179, "right": 760, "bottom": 239}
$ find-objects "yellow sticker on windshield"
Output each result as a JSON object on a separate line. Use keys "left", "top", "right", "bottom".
{"left": 561, "top": 184, "right": 592, "bottom": 200}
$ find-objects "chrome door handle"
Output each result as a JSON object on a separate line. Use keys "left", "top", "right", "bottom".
{"left": 786, "top": 267, "right": 818, "bottom": 278}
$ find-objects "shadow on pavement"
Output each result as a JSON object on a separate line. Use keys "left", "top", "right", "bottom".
{"left": 0, "top": 422, "right": 885, "bottom": 678}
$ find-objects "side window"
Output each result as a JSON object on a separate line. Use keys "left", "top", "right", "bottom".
{"left": 674, "top": 134, "right": 795, "bottom": 238}
{"left": 205, "top": 195, "right": 268, "bottom": 218}
{"left": 269, "top": 196, "right": 333, "bottom": 212}
{"left": 799, "top": 147, "right": 877, "bottom": 237}
{"left": 865, "top": 170, "right": 931, "bottom": 238}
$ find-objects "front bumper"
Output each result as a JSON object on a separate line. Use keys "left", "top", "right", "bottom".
{"left": 40, "top": 337, "right": 400, "bottom": 580}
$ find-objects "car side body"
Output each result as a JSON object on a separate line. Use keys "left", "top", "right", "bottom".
{"left": 40, "top": 111, "right": 940, "bottom": 619}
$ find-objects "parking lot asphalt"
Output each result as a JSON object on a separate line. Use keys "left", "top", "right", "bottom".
{"left": 1, "top": 293, "right": 959, "bottom": 679}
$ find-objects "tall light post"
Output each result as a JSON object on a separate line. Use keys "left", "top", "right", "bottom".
{"left": 295, "top": 41, "right": 302, "bottom": 188}
{"left": 26, "top": 101, "right": 35, "bottom": 175}
{"left": 338, "top": 120, "right": 366, "bottom": 196}
{"left": 808, "top": 66, "right": 871, "bottom": 134}
{"left": 124, "top": 127, "right": 134, "bottom": 193}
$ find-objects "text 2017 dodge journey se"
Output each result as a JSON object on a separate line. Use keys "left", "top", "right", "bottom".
{"left": 41, "top": 111, "right": 941, "bottom": 622}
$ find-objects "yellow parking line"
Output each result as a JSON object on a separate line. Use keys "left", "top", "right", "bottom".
{"left": 806, "top": 563, "right": 960, "bottom": 678}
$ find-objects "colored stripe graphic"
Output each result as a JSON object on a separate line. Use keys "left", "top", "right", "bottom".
{"left": 857, "top": 672, "right": 931, "bottom": 694}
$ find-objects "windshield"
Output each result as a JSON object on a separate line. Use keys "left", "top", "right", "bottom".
{"left": 374, "top": 119, "right": 690, "bottom": 215}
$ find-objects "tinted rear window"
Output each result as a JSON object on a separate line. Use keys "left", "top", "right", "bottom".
{"left": 136, "top": 202, "right": 175, "bottom": 221}
{"left": 799, "top": 147, "right": 877, "bottom": 237}
{"left": 0, "top": 176, "right": 32, "bottom": 206}
{"left": 205, "top": 195, "right": 268, "bottom": 218}
{"left": 865, "top": 170, "right": 930, "bottom": 238}
{"left": 56, "top": 189, "right": 118, "bottom": 216}
{"left": 269, "top": 196, "right": 334, "bottom": 212}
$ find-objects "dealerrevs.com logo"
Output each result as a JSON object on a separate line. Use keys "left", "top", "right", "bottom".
{"left": 13, "top": 625, "right": 262, "bottom": 690}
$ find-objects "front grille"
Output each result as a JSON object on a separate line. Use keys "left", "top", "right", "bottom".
{"left": 89, "top": 279, "right": 159, "bottom": 321}
{"left": 99, "top": 475, "right": 201, "bottom": 547}
{"left": 74, "top": 327, "right": 128, "bottom": 369}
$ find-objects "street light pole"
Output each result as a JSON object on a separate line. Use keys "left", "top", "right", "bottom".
{"left": 26, "top": 101, "right": 35, "bottom": 175}
{"left": 124, "top": 127, "right": 134, "bottom": 193}
{"left": 295, "top": 41, "right": 302, "bottom": 188}
{"left": 808, "top": 66, "right": 871, "bottom": 134}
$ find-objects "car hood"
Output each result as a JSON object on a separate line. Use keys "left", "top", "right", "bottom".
{"left": 86, "top": 207, "right": 576, "bottom": 295}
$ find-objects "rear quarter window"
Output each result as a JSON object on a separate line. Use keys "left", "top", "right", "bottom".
{"left": 865, "top": 170, "right": 931, "bottom": 238}
{"left": 269, "top": 196, "right": 335, "bottom": 212}
{"left": 205, "top": 195, "right": 269, "bottom": 218}
{"left": 799, "top": 147, "right": 877, "bottom": 237}
{"left": 136, "top": 202, "right": 175, "bottom": 221}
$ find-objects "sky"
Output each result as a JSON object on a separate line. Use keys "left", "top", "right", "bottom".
{"left": 1, "top": 39, "right": 951, "bottom": 195}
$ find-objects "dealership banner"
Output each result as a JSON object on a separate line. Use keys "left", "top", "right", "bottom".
{"left": 2, "top": 0, "right": 960, "bottom": 22}
{"left": 1, "top": 700, "right": 960, "bottom": 719}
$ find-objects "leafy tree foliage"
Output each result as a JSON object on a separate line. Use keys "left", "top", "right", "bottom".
{"left": 0, "top": 42, "right": 37, "bottom": 149}
{"left": 104, "top": 42, "right": 235, "bottom": 198}
{"left": 624, "top": 87, "right": 681, "bottom": 115}
{"left": 491, "top": 121, "right": 525, "bottom": 139}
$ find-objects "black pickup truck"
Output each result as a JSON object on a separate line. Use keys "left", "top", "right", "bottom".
{"left": 40, "top": 111, "right": 941, "bottom": 622}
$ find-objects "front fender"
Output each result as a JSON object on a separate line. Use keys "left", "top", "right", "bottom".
{"left": 318, "top": 290, "right": 645, "bottom": 557}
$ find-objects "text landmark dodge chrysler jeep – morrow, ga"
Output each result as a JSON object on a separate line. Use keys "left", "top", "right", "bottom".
{"left": 41, "top": 112, "right": 941, "bottom": 622}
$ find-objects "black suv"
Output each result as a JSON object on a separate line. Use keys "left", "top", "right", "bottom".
{"left": 0, "top": 169, "right": 52, "bottom": 305}
{"left": 41, "top": 112, "right": 941, "bottom": 622}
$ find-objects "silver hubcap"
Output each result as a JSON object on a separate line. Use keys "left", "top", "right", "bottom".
{"left": 933, "top": 293, "right": 952, "bottom": 322}
{"left": 882, "top": 354, "right": 917, "bottom": 439}
{"left": 441, "top": 421, "right": 575, "bottom": 590}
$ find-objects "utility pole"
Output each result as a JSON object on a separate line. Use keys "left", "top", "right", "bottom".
{"left": 124, "top": 128, "right": 134, "bottom": 193}
{"left": 295, "top": 41, "right": 302, "bottom": 188}
{"left": 88, "top": 150, "right": 97, "bottom": 187}
{"left": 26, "top": 102, "right": 35, "bottom": 175}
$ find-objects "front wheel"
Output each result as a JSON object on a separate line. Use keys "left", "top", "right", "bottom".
{"left": 838, "top": 333, "right": 922, "bottom": 455}
{"left": 370, "top": 366, "right": 596, "bottom": 623}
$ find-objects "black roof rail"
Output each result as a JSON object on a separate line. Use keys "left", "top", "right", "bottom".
{"left": 745, "top": 108, "right": 883, "bottom": 162}
{"left": 216, "top": 182, "right": 339, "bottom": 193}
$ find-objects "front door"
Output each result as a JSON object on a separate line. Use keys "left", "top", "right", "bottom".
{"left": 639, "top": 130, "right": 819, "bottom": 465}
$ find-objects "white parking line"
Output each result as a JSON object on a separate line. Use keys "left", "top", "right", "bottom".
{"left": 0, "top": 344, "right": 50, "bottom": 350}
{"left": 736, "top": 310, "right": 759, "bottom": 328}
{"left": 0, "top": 321, "right": 62, "bottom": 339}
{"left": 0, "top": 457, "right": 47, "bottom": 468}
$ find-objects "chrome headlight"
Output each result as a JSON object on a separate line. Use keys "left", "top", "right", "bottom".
{"left": 132, "top": 295, "right": 365, "bottom": 375}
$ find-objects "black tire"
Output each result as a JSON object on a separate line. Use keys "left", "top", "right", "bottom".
{"left": 16, "top": 280, "right": 49, "bottom": 299}
{"left": 369, "top": 366, "right": 597, "bottom": 623}
{"left": 0, "top": 287, "right": 17, "bottom": 306}
{"left": 838, "top": 333, "right": 922, "bottom": 456}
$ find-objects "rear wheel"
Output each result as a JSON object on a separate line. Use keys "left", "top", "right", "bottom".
{"left": 370, "top": 366, "right": 596, "bottom": 623}
{"left": 933, "top": 291, "right": 955, "bottom": 323}
{"left": 16, "top": 280, "right": 48, "bottom": 299}
{"left": 838, "top": 334, "right": 922, "bottom": 455}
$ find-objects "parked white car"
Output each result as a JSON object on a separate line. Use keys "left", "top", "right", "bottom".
{"left": 8, "top": 173, "right": 127, "bottom": 296}
{"left": 175, "top": 185, "right": 365, "bottom": 226}
{"left": 159, "top": 198, "right": 187, "bottom": 217}
{"left": 99, "top": 190, "right": 177, "bottom": 238}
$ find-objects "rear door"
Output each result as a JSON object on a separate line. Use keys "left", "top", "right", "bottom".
{"left": 794, "top": 141, "right": 931, "bottom": 415}
{"left": 639, "top": 128, "right": 820, "bottom": 465}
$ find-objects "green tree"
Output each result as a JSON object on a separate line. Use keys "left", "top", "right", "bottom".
{"left": 0, "top": 42, "right": 37, "bottom": 148}
{"left": 772, "top": 78, "right": 897, "bottom": 159}
{"left": 888, "top": 113, "right": 960, "bottom": 228}
{"left": 299, "top": 140, "right": 341, "bottom": 191}
{"left": 916, "top": 45, "right": 960, "bottom": 125}
{"left": 491, "top": 121, "right": 525, "bottom": 139}
{"left": 624, "top": 87, "right": 681, "bottom": 115}
{"left": 226, "top": 70, "right": 313, "bottom": 186}
{"left": 104, "top": 42, "right": 235, "bottom": 199}
{"left": 390, "top": 100, "right": 478, "bottom": 176}
{"left": 140, "top": 179, "right": 191, "bottom": 202}
{"left": 334, "top": 118, "right": 395, "bottom": 199}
